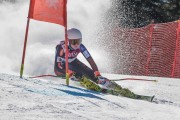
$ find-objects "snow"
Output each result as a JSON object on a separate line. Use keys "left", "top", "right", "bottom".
{"left": 0, "top": 73, "right": 180, "bottom": 120}
{"left": 1, "top": 1, "right": 179, "bottom": 119}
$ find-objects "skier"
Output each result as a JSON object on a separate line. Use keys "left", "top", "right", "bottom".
{"left": 54, "top": 28, "right": 110, "bottom": 89}
{"left": 54, "top": 28, "right": 154, "bottom": 102}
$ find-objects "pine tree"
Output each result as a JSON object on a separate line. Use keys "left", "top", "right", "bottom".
{"left": 110, "top": 0, "right": 180, "bottom": 28}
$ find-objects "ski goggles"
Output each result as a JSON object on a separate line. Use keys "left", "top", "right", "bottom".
{"left": 69, "top": 39, "right": 82, "bottom": 45}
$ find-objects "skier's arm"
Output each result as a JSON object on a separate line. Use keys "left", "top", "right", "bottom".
{"left": 55, "top": 44, "right": 66, "bottom": 73}
{"left": 57, "top": 49, "right": 65, "bottom": 69}
{"left": 80, "top": 44, "right": 100, "bottom": 76}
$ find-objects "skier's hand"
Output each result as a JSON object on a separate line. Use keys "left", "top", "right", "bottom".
{"left": 94, "top": 71, "right": 101, "bottom": 77}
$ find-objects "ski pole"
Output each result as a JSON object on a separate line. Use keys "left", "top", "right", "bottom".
{"left": 111, "top": 78, "right": 157, "bottom": 82}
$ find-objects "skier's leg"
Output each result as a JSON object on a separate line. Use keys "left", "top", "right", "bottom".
{"left": 69, "top": 59, "right": 97, "bottom": 83}
{"left": 54, "top": 59, "right": 95, "bottom": 81}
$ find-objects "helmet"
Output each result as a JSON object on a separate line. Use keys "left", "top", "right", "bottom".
{"left": 67, "top": 28, "right": 82, "bottom": 40}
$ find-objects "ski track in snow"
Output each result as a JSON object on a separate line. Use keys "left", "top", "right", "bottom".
{"left": 0, "top": 73, "right": 180, "bottom": 120}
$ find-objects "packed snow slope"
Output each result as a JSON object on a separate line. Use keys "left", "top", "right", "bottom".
{"left": 0, "top": 73, "right": 180, "bottom": 120}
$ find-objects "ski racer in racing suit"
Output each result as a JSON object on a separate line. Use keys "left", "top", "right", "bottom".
{"left": 54, "top": 28, "right": 110, "bottom": 89}
{"left": 53, "top": 28, "right": 155, "bottom": 102}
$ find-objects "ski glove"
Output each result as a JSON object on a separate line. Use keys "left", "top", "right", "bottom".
{"left": 94, "top": 71, "right": 101, "bottom": 77}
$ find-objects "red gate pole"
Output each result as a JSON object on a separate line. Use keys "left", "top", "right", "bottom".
{"left": 64, "top": 0, "right": 69, "bottom": 85}
{"left": 146, "top": 20, "right": 154, "bottom": 76}
{"left": 172, "top": 20, "right": 180, "bottom": 77}
{"left": 20, "top": 1, "right": 32, "bottom": 78}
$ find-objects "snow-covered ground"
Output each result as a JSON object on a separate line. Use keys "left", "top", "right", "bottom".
{"left": 0, "top": 73, "right": 180, "bottom": 120}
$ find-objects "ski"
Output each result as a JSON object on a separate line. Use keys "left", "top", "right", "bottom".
{"left": 29, "top": 74, "right": 155, "bottom": 102}
{"left": 104, "top": 87, "right": 155, "bottom": 102}
{"left": 78, "top": 76, "right": 155, "bottom": 102}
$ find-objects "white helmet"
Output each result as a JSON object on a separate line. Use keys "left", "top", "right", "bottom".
{"left": 67, "top": 28, "right": 82, "bottom": 40}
